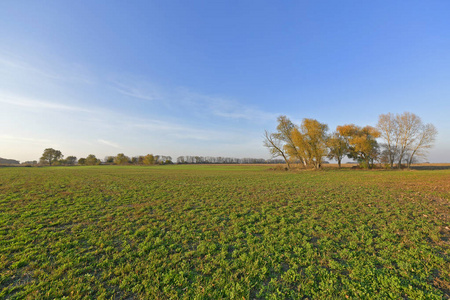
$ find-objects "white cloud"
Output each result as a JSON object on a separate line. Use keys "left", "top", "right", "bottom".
{"left": 174, "top": 88, "right": 277, "bottom": 122}
{"left": 0, "top": 55, "right": 59, "bottom": 80}
{"left": 123, "top": 119, "right": 221, "bottom": 141}
{"left": 0, "top": 51, "right": 95, "bottom": 84}
{"left": 114, "top": 86, "right": 157, "bottom": 101}
{"left": 98, "top": 139, "right": 120, "bottom": 148}
{"left": 0, "top": 93, "right": 92, "bottom": 112}
{"left": 0, "top": 135, "right": 51, "bottom": 144}
{"left": 108, "top": 76, "right": 162, "bottom": 101}
{"left": 107, "top": 75, "right": 276, "bottom": 122}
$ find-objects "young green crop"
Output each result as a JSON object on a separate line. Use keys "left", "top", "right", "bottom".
{"left": 0, "top": 166, "right": 449, "bottom": 299}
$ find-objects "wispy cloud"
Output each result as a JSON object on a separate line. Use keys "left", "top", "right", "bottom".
{"left": 0, "top": 134, "right": 52, "bottom": 144}
{"left": 0, "top": 51, "right": 95, "bottom": 84}
{"left": 0, "top": 55, "right": 60, "bottom": 80}
{"left": 111, "top": 77, "right": 277, "bottom": 122}
{"left": 98, "top": 139, "right": 120, "bottom": 148}
{"left": 174, "top": 88, "right": 277, "bottom": 122}
{"left": 125, "top": 117, "right": 252, "bottom": 142}
{"left": 109, "top": 77, "right": 161, "bottom": 101}
{"left": 124, "top": 119, "right": 215, "bottom": 141}
{"left": 107, "top": 74, "right": 276, "bottom": 122}
{"left": 115, "top": 86, "right": 157, "bottom": 101}
{"left": 0, "top": 93, "right": 92, "bottom": 113}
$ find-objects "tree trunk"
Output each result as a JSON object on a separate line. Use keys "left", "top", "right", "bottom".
{"left": 281, "top": 154, "right": 290, "bottom": 170}
{"left": 397, "top": 155, "right": 403, "bottom": 169}
{"left": 302, "top": 157, "right": 308, "bottom": 168}
{"left": 407, "top": 148, "right": 418, "bottom": 169}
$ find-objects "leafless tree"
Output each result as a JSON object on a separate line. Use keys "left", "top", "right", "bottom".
{"left": 263, "top": 130, "right": 290, "bottom": 169}
{"left": 396, "top": 112, "right": 422, "bottom": 168}
{"left": 377, "top": 112, "right": 437, "bottom": 168}
{"left": 407, "top": 123, "right": 437, "bottom": 167}
{"left": 377, "top": 113, "right": 399, "bottom": 168}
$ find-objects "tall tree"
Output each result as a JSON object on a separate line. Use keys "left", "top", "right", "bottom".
{"left": 40, "top": 148, "right": 63, "bottom": 166}
{"left": 143, "top": 154, "right": 155, "bottom": 165}
{"left": 291, "top": 118, "right": 329, "bottom": 169}
{"left": 105, "top": 156, "right": 115, "bottom": 164}
{"left": 407, "top": 123, "right": 438, "bottom": 167}
{"left": 327, "top": 131, "right": 348, "bottom": 168}
{"left": 263, "top": 130, "right": 290, "bottom": 169}
{"left": 114, "top": 153, "right": 130, "bottom": 165}
{"left": 377, "top": 113, "right": 399, "bottom": 168}
{"left": 85, "top": 154, "right": 100, "bottom": 165}
{"left": 338, "top": 125, "right": 380, "bottom": 168}
{"left": 377, "top": 112, "right": 438, "bottom": 168}
{"left": 65, "top": 156, "right": 77, "bottom": 165}
{"left": 396, "top": 112, "right": 422, "bottom": 168}
{"left": 273, "top": 115, "right": 309, "bottom": 167}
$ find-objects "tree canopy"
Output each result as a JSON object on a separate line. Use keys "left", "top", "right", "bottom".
{"left": 40, "top": 148, "right": 63, "bottom": 166}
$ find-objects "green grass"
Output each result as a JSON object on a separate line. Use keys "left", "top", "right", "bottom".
{"left": 0, "top": 166, "right": 449, "bottom": 299}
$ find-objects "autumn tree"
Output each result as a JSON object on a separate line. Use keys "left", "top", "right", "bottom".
{"left": 327, "top": 131, "right": 348, "bottom": 168}
{"left": 338, "top": 124, "right": 380, "bottom": 168}
{"left": 40, "top": 148, "right": 63, "bottom": 166}
{"left": 78, "top": 158, "right": 86, "bottom": 165}
{"left": 274, "top": 115, "right": 308, "bottom": 167}
{"left": 142, "top": 154, "right": 155, "bottom": 165}
{"left": 291, "top": 118, "right": 329, "bottom": 169}
{"left": 114, "top": 153, "right": 130, "bottom": 165}
{"left": 85, "top": 154, "right": 101, "bottom": 165}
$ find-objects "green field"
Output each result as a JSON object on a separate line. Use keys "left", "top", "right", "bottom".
{"left": 1, "top": 166, "right": 449, "bottom": 299}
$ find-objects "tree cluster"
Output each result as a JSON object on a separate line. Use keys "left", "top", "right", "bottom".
{"left": 264, "top": 112, "right": 437, "bottom": 169}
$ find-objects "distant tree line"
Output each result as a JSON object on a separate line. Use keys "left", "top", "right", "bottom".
{"left": 37, "top": 150, "right": 284, "bottom": 167}
{"left": 176, "top": 156, "right": 283, "bottom": 164}
{"left": 39, "top": 151, "right": 175, "bottom": 166}
{"left": 264, "top": 112, "right": 437, "bottom": 169}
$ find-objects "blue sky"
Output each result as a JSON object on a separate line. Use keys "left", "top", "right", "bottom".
{"left": 1, "top": 1, "right": 449, "bottom": 162}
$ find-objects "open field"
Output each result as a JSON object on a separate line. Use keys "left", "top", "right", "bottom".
{"left": 1, "top": 166, "right": 449, "bottom": 299}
